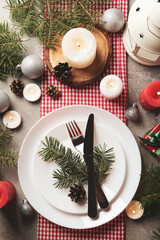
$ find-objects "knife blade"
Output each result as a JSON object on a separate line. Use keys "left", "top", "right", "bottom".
{"left": 84, "top": 114, "right": 109, "bottom": 210}
{"left": 83, "top": 113, "right": 97, "bottom": 218}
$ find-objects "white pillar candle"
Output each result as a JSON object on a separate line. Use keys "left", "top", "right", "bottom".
{"left": 23, "top": 83, "right": 41, "bottom": 102}
{"left": 3, "top": 111, "right": 21, "bottom": 129}
{"left": 125, "top": 200, "right": 144, "bottom": 219}
{"left": 62, "top": 28, "right": 97, "bottom": 69}
{"left": 100, "top": 75, "right": 123, "bottom": 99}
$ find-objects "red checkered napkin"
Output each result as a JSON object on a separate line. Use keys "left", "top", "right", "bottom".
{"left": 37, "top": 213, "right": 125, "bottom": 240}
{"left": 37, "top": 0, "right": 128, "bottom": 239}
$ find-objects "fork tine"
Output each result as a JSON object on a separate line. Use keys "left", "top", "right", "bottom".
{"left": 68, "top": 122, "right": 76, "bottom": 137}
{"left": 73, "top": 120, "right": 82, "bottom": 135}
{"left": 71, "top": 121, "right": 79, "bottom": 136}
{"left": 66, "top": 121, "right": 82, "bottom": 138}
{"left": 66, "top": 123, "right": 73, "bottom": 138}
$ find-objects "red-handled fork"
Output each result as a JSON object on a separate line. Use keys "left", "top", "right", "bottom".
{"left": 66, "top": 120, "right": 109, "bottom": 209}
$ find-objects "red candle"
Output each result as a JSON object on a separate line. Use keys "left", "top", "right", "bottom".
{"left": 0, "top": 181, "right": 16, "bottom": 208}
{"left": 139, "top": 81, "right": 160, "bottom": 110}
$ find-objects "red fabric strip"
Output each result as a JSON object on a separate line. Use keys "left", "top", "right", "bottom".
{"left": 38, "top": 0, "right": 128, "bottom": 239}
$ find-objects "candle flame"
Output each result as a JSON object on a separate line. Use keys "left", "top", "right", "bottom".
{"left": 156, "top": 92, "right": 160, "bottom": 96}
{"left": 10, "top": 116, "right": 13, "bottom": 120}
{"left": 132, "top": 209, "right": 136, "bottom": 214}
{"left": 31, "top": 89, "right": 35, "bottom": 94}
{"left": 73, "top": 39, "right": 85, "bottom": 51}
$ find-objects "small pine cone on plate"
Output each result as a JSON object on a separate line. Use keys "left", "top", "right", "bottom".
{"left": 68, "top": 184, "right": 86, "bottom": 203}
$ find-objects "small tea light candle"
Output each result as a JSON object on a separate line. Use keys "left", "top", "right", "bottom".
{"left": 139, "top": 81, "right": 160, "bottom": 110}
{"left": 23, "top": 83, "right": 41, "bottom": 102}
{"left": 62, "top": 28, "right": 97, "bottom": 69}
{"left": 125, "top": 200, "right": 144, "bottom": 219}
{"left": 0, "top": 181, "right": 16, "bottom": 208}
{"left": 3, "top": 110, "right": 21, "bottom": 129}
{"left": 100, "top": 75, "right": 123, "bottom": 99}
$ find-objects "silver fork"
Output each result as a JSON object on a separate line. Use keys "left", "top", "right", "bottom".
{"left": 66, "top": 120, "right": 84, "bottom": 154}
{"left": 66, "top": 120, "right": 109, "bottom": 209}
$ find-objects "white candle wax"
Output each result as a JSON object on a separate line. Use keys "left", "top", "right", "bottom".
{"left": 125, "top": 200, "right": 144, "bottom": 219}
{"left": 23, "top": 83, "right": 41, "bottom": 102}
{"left": 3, "top": 111, "right": 21, "bottom": 129}
{"left": 62, "top": 28, "right": 97, "bottom": 69}
{"left": 100, "top": 75, "right": 123, "bottom": 99}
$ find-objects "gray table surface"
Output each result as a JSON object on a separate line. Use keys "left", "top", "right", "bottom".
{"left": 0, "top": 0, "right": 160, "bottom": 239}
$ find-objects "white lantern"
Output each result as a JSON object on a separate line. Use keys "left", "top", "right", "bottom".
{"left": 123, "top": 0, "right": 160, "bottom": 66}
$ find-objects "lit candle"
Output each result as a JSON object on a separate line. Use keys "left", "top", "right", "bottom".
{"left": 23, "top": 83, "right": 41, "bottom": 102}
{"left": 3, "top": 110, "right": 21, "bottom": 129}
{"left": 0, "top": 181, "right": 16, "bottom": 208}
{"left": 139, "top": 81, "right": 160, "bottom": 110}
{"left": 125, "top": 200, "right": 144, "bottom": 219}
{"left": 62, "top": 28, "right": 97, "bottom": 69}
{"left": 100, "top": 75, "right": 123, "bottom": 99}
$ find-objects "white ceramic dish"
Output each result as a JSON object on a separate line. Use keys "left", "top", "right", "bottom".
{"left": 33, "top": 121, "right": 126, "bottom": 214}
{"left": 18, "top": 105, "right": 141, "bottom": 229}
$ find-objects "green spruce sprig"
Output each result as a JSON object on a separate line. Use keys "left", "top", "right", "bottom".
{"left": 0, "top": 149, "right": 18, "bottom": 168}
{"left": 0, "top": 124, "right": 12, "bottom": 147}
{"left": 6, "top": 0, "right": 101, "bottom": 49}
{"left": 38, "top": 137, "right": 87, "bottom": 188}
{"left": 0, "top": 124, "right": 18, "bottom": 170}
{"left": 38, "top": 137, "right": 115, "bottom": 189}
{"left": 151, "top": 227, "right": 160, "bottom": 240}
{"left": 136, "top": 164, "right": 160, "bottom": 217}
{"left": 94, "top": 144, "right": 115, "bottom": 183}
{"left": 0, "top": 22, "right": 24, "bottom": 81}
{"left": 6, "top": 0, "right": 44, "bottom": 35}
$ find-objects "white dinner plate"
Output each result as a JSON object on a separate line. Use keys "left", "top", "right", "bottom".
{"left": 18, "top": 105, "right": 141, "bottom": 229}
{"left": 33, "top": 121, "right": 126, "bottom": 214}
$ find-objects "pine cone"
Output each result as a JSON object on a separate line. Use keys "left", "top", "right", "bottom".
{"left": 68, "top": 184, "right": 86, "bottom": 203}
{"left": 46, "top": 85, "right": 61, "bottom": 98}
{"left": 10, "top": 79, "right": 24, "bottom": 95}
{"left": 53, "top": 62, "right": 72, "bottom": 81}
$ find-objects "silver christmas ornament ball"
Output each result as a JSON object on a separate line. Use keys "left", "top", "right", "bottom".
{"left": 0, "top": 90, "right": 10, "bottom": 113}
{"left": 21, "top": 55, "right": 45, "bottom": 79}
{"left": 19, "top": 198, "right": 33, "bottom": 217}
{"left": 101, "top": 8, "right": 125, "bottom": 33}
{"left": 125, "top": 104, "right": 140, "bottom": 121}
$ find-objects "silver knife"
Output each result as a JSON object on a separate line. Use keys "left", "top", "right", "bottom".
{"left": 83, "top": 113, "right": 97, "bottom": 218}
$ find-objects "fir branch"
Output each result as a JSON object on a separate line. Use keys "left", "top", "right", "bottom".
{"left": 0, "top": 149, "right": 18, "bottom": 168}
{"left": 0, "top": 22, "right": 24, "bottom": 81}
{"left": 20, "top": 0, "right": 34, "bottom": 31}
{"left": 38, "top": 137, "right": 115, "bottom": 189}
{"left": 6, "top": 0, "right": 44, "bottom": 35}
{"left": 38, "top": 137, "right": 87, "bottom": 188}
{"left": 6, "top": 0, "right": 106, "bottom": 48}
{"left": 0, "top": 124, "right": 12, "bottom": 148}
{"left": 76, "top": 0, "right": 94, "bottom": 20}
{"left": 94, "top": 144, "right": 115, "bottom": 183}
{"left": 151, "top": 227, "right": 160, "bottom": 240}
{"left": 136, "top": 164, "right": 160, "bottom": 217}
{"left": 0, "top": 124, "right": 18, "bottom": 168}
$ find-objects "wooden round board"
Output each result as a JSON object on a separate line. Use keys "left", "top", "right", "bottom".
{"left": 44, "top": 26, "right": 112, "bottom": 86}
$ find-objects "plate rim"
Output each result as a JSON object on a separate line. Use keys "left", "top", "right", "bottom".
{"left": 33, "top": 120, "right": 126, "bottom": 214}
{"left": 18, "top": 105, "right": 141, "bottom": 229}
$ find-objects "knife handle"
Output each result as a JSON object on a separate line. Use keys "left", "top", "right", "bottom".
{"left": 85, "top": 156, "right": 97, "bottom": 218}
{"left": 95, "top": 179, "right": 109, "bottom": 209}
